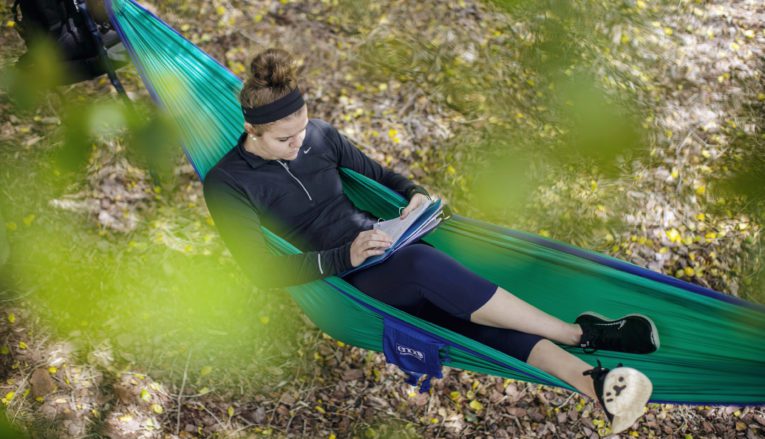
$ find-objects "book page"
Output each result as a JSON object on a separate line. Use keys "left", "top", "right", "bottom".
{"left": 373, "top": 200, "right": 433, "bottom": 242}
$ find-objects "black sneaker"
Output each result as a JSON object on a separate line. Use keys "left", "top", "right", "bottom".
{"left": 576, "top": 312, "right": 660, "bottom": 354}
{"left": 583, "top": 360, "right": 653, "bottom": 434}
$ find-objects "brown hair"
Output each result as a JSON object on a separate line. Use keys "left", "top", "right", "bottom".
{"left": 240, "top": 48, "right": 303, "bottom": 135}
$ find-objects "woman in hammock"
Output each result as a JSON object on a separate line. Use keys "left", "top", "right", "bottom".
{"left": 203, "top": 48, "right": 659, "bottom": 434}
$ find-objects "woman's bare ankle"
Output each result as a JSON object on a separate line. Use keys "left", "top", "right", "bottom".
{"left": 569, "top": 323, "right": 583, "bottom": 346}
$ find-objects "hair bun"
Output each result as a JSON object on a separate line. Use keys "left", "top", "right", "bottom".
{"left": 249, "top": 48, "right": 298, "bottom": 89}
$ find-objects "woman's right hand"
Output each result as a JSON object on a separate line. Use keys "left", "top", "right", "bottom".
{"left": 350, "top": 229, "right": 394, "bottom": 267}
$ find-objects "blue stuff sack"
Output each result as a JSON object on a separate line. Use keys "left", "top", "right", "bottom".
{"left": 382, "top": 316, "right": 449, "bottom": 393}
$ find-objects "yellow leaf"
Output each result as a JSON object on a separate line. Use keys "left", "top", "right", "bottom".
{"left": 48, "top": 366, "right": 57, "bottom": 374}
{"left": 18, "top": 341, "right": 28, "bottom": 350}
{"left": 696, "top": 213, "right": 705, "bottom": 221}
{"left": 151, "top": 404, "right": 164, "bottom": 414}
{"left": 141, "top": 389, "right": 151, "bottom": 401}
{"left": 6, "top": 21, "right": 16, "bottom": 28}
{"left": 227, "top": 406, "right": 235, "bottom": 417}
{"left": 695, "top": 185, "right": 706, "bottom": 195}
{"left": 6, "top": 222, "right": 17, "bottom": 231}
{"left": 705, "top": 232, "right": 717, "bottom": 240}
{"left": 315, "top": 405, "right": 325, "bottom": 414}
{"left": 216, "top": 6, "right": 225, "bottom": 15}
{"left": 23, "top": 214, "right": 35, "bottom": 226}
{"left": 468, "top": 399, "right": 483, "bottom": 412}
{"left": 666, "top": 228, "right": 681, "bottom": 243}
{"left": 0, "top": 345, "right": 8, "bottom": 355}
{"left": 663, "top": 27, "right": 673, "bottom": 36}
{"left": 200, "top": 366, "right": 213, "bottom": 377}
{"left": 329, "top": 434, "right": 337, "bottom": 439}
{"left": 447, "top": 165, "right": 456, "bottom": 175}
{"left": 7, "top": 313, "right": 15, "bottom": 324}
{"left": 259, "top": 316, "right": 270, "bottom": 325}
{"left": 684, "top": 266, "right": 695, "bottom": 277}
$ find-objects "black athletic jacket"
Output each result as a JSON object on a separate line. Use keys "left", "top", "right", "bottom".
{"left": 203, "top": 118, "right": 430, "bottom": 289}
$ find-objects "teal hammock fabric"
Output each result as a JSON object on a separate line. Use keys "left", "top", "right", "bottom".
{"left": 106, "top": 0, "right": 765, "bottom": 404}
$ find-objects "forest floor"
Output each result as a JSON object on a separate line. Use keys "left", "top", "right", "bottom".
{"left": 1, "top": 0, "right": 764, "bottom": 438}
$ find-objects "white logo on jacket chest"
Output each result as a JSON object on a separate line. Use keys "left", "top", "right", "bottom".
{"left": 303, "top": 147, "right": 312, "bottom": 154}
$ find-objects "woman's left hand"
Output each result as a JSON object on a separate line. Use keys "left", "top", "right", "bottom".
{"left": 400, "top": 193, "right": 430, "bottom": 219}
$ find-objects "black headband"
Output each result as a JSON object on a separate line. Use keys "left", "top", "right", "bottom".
{"left": 242, "top": 87, "right": 305, "bottom": 124}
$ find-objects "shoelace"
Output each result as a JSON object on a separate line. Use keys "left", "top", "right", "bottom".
{"left": 581, "top": 322, "right": 625, "bottom": 353}
{"left": 583, "top": 360, "right": 616, "bottom": 421}
{"left": 582, "top": 359, "right": 607, "bottom": 379}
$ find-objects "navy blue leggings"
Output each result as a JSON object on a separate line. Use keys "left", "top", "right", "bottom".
{"left": 341, "top": 242, "right": 543, "bottom": 362}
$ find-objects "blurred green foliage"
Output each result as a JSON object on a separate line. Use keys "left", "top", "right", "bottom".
{"left": 0, "top": 41, "right": 306, "bottom": 391}
{"left": 353, "top": 0, "right": 647, "bottom": 237}
{"left": 0, "top": 0, "right": 763, "bottom": 404}
{"left": 0, "top": 38, "right": 67, "bottom": 112}
{"left": 0, "top": 412, "right": 27, "bottom": 439}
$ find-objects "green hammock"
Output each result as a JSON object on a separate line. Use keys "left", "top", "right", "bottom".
{"left": 105, "top": 0, "right": 765, "bottom": 404}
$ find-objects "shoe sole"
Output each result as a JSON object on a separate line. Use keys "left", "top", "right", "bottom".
{"left": 603, "top": 366, "right": 653, "bottom": 434}
{"left": 578, "top": 311, "right": 661, "bottom": 352}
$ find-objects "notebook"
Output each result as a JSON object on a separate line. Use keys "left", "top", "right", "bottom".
{"left": 340, "top": 197, "right": 450, "bottom": 276}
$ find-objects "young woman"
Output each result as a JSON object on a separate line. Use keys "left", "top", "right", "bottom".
{"left": 203, "top": 48, "right": 659, "bottom": 434}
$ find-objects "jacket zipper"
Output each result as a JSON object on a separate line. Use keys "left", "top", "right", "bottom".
{"left": 276, "top": 160, "right": 313, "bottom": 201}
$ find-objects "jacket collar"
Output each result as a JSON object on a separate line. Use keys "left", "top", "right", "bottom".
{"left": 236, "top": 131, "right": 273, "bottom": 170}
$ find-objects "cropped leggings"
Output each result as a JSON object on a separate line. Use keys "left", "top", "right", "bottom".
{"left": 341, "top": 241, "right": 543, "bottom": 362}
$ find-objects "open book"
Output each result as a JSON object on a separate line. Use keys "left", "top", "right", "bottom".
{"left": 340, "top": 197, "right": 450, "bottom": 276}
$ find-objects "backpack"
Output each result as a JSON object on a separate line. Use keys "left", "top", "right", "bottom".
{"left": 11, "top": 0, "right": 129, "bottom": 86}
